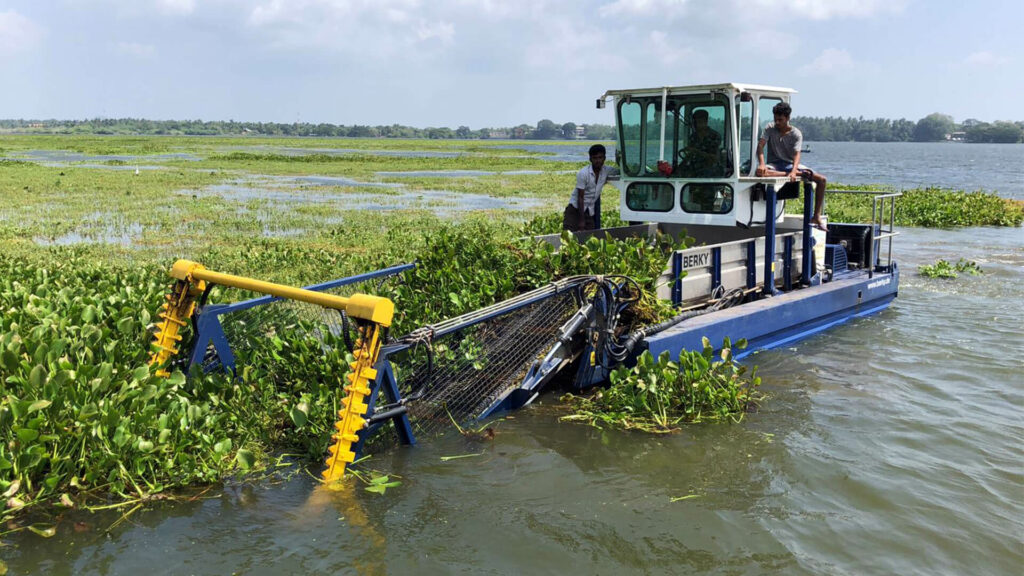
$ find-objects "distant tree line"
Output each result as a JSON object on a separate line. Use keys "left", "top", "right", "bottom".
{"left": 0, "top": 118, "right": 615, "bottom": 140}
{"left": 793, "top": 113, "right": 1024, "bottom": 143}
{"left": 1, "top": 114, "right": 1021, "bottom": 143}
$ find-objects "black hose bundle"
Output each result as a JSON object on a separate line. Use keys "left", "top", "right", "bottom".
{"left": 613, "top": 285, "right": 749, "bottom": 360}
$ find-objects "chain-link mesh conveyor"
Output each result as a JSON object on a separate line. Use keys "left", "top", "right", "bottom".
{"left": 176, "top": 263, "right": 597, "bottom": 461}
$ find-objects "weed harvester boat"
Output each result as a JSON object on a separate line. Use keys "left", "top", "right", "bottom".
{"left": 148, "top": 83, "right": 900, "bottom": 479}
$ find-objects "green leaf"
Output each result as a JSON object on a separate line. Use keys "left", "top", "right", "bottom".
{"left": 289, "top": 406, "right": 308, "bottom": 428}
{"left": 166, "top": 371, "right": 186, "bottom": 387}
{"left": 132, "top": 365, "right": 150, "bottom": 382}
{"left": 116, "top": 317, "right": 135, "bottom": 334}
{"left": 16, "top": 428, "right": 39, "bottom": 442}
{"left": 235, "top": 449, "right": 255, "bottom": 470}
{"left": 213, "top": 438, "right": 232, "bottom": 454}
{"left": 27, "top": 399, "right": 52, "bottom": 413}
{"left": 1, "top": 350, "right": 18, "bottom": 373}
{"left": 29, "top": 365, "right": 47, "bottom": 389}
{"left": 28, "top": 524, "right": 56, "bottom": 538}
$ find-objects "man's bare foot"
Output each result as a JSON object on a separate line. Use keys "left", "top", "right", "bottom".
{"left": 810, "top": 216, "right": 828, "bottom": 231}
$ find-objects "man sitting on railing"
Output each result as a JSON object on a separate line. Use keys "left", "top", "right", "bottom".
{"left": 756, "top": 102, "right": 829, "bottom": 231}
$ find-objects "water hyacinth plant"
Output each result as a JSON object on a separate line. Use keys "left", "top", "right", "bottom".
{"left": 0, "top": 217, "right": 686, "bottom": 522}
{"left": 4, "top": 134, "right": 1021, "bottom": 525}
{"left": 560, "top": 337, "right": 762, "bottom": 433}
{"left": 0, "top": 255, "right": 368, "bottom": 524}
{"left": 918, "top": 258, "right": 984, "bottom": 279}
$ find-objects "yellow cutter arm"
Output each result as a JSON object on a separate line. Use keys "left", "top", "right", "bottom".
{"left": 148, "top": 259, "right": 394, "bottom": 482}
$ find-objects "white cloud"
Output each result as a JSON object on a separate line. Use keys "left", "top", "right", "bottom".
{"left": 244, "top": 0, "right": 455, "bottom": 57}
{"left": 750, "top": 0, "right": 907, "bottom": 20}
{"left": 600, "top": 0, "right": 689, "bottom": 18}
{"left": 523, "top": 16, "right": 607, "bottom": 72}
{"left": 156, "top": 0, "right": 197, "bottom": 15}
{"left": 114, "top": 41, "right": 157, "bottom": 58}
{"left": 799, "top": 48, "right": 855, "bottom": 75}
{"left": 963, "top": 51, "right": 1009, "bottom": 67}
{"left": 416, "top": 20, "right": 455, "bottom": 44}
{"left": 645, "top": 30, "right": 694, "bottom": 66}
{"left": 0, "top": 10, "right": 45, "bottom": 55}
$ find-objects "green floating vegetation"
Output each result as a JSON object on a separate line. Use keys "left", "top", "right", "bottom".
{"left": 813, "top": 185, "right": 1024, "bottom": 227}
{"left": 560, "top": 337, "right": 761, "bottom": 433}
{"left": 0, "top": 217, "right": 686, "bottom": 522}
{"left": 918, "top": 258, "right": 984, "bottom": 279}
{"left": 0, "top": 256, "right": 371, "bottom": 524}
{"left": 2, "top": 134, "right": 1020, "bottom": 524}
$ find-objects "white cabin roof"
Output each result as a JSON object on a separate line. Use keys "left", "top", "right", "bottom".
{"left": 601, "top": 82, "right": 796, "bottom": 99}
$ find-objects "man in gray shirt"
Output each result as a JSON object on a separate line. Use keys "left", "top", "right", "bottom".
{"left": 756, "top": 101, "right": 829, "bottom": 230}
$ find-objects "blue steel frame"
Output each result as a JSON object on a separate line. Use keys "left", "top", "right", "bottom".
{"left": 351, "top": 360, "right": 416, "bottom": 458}
{"left": 802, "top": 180, "right": 814, "bottom": 284}
{"left": 671, "top": 181, "right": 816, "bottom": 305}
{"left": 183, "top": 261, "right": 420, "bottom": 461}
{"left": 646, "top": 264, "right": 899, "bottom": 361}
{"left": 187, "top": 262, "right": 416, "bottom": 373}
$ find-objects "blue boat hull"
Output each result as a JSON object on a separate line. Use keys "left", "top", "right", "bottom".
{"left": 644, "top": 264, "right": 899, "bottom": 360}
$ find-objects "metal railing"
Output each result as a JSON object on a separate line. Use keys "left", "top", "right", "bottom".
{"left": 828, "top": 189, "right": 901, "bottom": 277}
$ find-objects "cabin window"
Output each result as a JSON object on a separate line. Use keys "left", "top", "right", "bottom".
{"left": 681, "top": 184, "right": 733, "bottom": 214}
{"left": 758, "top": 97, "right": 782, "bottom": 137}
{"left": 617, "top": 97, "right": 672, "bottom": 177}
{"left": 737, "top": 97, "right": 754, "bottom": 176}
{"left": 643, "top": 101, "right": 662, "bottom": 175}
{"left": 626, "top": 182, "right": 674, "bottom": 212}
{"left": 670, "top": 94, "right": 732, "bottom": 178}
{"left": 618, "top": 100, "right": 642, "bottom": 176}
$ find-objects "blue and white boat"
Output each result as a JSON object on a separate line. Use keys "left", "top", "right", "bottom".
{"left": 576, "top": 82, "right": 900, "bottom": 365}
{"left": 178, "top": 83, "right": 901, "bottom": 451}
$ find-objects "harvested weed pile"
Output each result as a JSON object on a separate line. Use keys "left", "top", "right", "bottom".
{"left": 560, "top": 337, "right": 762, "bottom": 432}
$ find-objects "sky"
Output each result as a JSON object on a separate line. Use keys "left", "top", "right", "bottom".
{"left": 0, "top": 0, "right": 1021, "bottom": 128}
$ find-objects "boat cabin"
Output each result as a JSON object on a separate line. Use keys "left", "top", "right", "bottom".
{"left": 598, "top": 82, "right": 799, "bottom": 228}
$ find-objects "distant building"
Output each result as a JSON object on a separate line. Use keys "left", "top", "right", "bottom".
{"left": 575, "top": 125, "right": 586, "bottom": 139}
{"left": 948, "top": 131, "right": 966, "bottom": 142}
{"left": 488, "top": 130, "right": 509, "bottom": 139}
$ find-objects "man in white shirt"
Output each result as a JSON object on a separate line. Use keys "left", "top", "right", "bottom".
{"left": 562, "top": 144, "right": 615, "bottom": 232}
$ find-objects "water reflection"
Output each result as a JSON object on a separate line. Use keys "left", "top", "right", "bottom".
{"left": 179, "top": 177, "right": 543, "bottom": 214}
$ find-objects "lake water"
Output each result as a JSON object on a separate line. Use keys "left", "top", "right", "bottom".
{"left": 518, "top": 140, "right": 1024, "bottom": 199}
{"left": 798, "top": 141, "right": 1024, "bottom": 199}
{"left": 3, "top": 144, "right": 1023, "bottom": 575}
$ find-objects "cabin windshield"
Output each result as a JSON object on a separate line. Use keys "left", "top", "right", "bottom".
{"left": 618, "top": 97, "right": 673, "bottom": 177}
{"left": 670, "top": 93, "right": 732, "bottom": 178}
{"left": 617, "top": 93, "right": 733, "bottom": 179}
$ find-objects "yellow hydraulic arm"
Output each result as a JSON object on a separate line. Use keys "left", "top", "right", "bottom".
{"left": 148, "top": 259, "right": 394, "bottom": 482}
